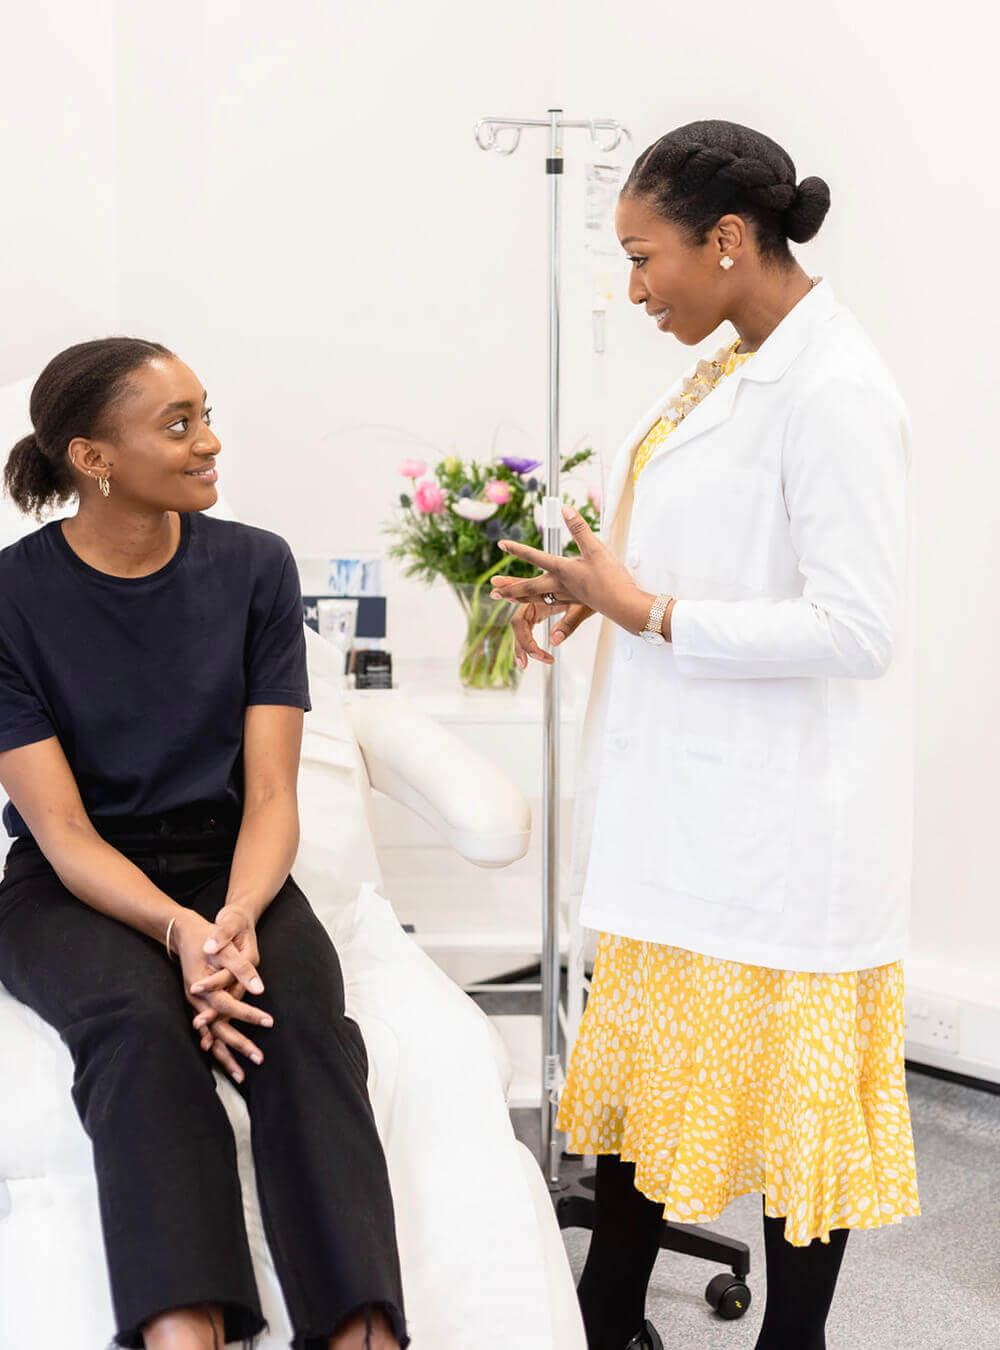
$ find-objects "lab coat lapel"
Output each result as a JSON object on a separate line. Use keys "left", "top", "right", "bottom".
{"left": 642, "top": 368, "right": 746, "bottom": 474}
{"left": 595, "top": 370, "right": 743, "bottom": 551}
{"left": 598, "top": 383, "right": 674, "bottom": 543}
{"left": 597, "top": 363, "right": 744, "bottom": 541}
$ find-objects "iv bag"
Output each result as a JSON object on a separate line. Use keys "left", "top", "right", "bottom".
{"left": 584, "top": 162, "right": 623, "bottom": 257}
{"left": 590, "top": 271, "right": 616, "bottom": 354}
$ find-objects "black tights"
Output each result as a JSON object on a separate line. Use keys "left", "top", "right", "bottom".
{"left": 575, "top": 1153, "right": 850, "bottom": 1350}
{"left": 576, "top": 1154, "right": 665, "bottom": 1350}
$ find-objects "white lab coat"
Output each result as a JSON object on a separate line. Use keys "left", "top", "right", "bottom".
{"left": 568, "top": 277, "right": 916, "bottom": 973}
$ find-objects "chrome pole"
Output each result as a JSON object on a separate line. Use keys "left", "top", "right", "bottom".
{"left": 540, "top": 107, "right": 563, "bottom": 1186}
{"left": 473, "top": 109, "right": 630, "bottom": 1187}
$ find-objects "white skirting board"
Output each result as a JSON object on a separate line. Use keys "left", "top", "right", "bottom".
{"left": 904, "top": 956, "right": 1000, "bottom": 1086}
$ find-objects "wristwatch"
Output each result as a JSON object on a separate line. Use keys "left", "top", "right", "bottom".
{"left": 640, "top": 593, "right": 671, "bottom": 646}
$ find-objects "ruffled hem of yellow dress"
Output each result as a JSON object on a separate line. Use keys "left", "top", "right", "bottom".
{"left": 557, "top": 1064, "right": 921, "bottom": 1246}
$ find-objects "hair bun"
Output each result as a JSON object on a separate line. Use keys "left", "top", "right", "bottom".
{"left": 12, "top": 431, "right": 40, "bottom": 456}
{"left": 785, "top": 175, "right": 831, "bottom": 244}
{"left": 14, "top": 429, "right": 53, "bottom": 468}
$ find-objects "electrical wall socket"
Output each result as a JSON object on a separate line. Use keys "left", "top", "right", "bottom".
{"left": 904, "top": 992, "right": 961, "bottom": 1054}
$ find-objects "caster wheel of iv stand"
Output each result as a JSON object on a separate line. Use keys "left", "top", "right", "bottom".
{"left": 705, "top": 1271, "right": 752, "bottom": 1319}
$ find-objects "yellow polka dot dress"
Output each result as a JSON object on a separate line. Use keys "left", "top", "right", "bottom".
{"left": 555, "top": 338, "right": 921, "bottom": 1247}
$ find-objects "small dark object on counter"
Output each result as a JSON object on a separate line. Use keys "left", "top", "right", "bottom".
{"left": 351, "top": 648, "right": 393, "bottom": 690}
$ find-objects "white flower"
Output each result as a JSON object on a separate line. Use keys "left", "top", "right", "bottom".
{"left": 452, "top": 499, "right": 498, "bottom": 522}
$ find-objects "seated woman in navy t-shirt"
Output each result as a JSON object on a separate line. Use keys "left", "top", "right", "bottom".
{"left": 0, "top": 338, "right": 409, "bottom": 1350}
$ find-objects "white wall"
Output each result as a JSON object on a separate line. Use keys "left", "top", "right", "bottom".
{"left": 0, "top": 0, "right": 119, "bottom": 383}
{"left": 110, "top": 0, "right": 571, "bottom": 675}
{"left": 4, "top": 2, "right": 997, "bottom": 1045}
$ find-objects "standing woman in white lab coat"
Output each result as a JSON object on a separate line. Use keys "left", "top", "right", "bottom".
{"left": 490, "top": 119, "right": 920, "bottom": 1350}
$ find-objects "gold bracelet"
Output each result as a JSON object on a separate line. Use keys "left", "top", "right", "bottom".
{"left": 165, "top": 915, "right": 179, "bottom": 962}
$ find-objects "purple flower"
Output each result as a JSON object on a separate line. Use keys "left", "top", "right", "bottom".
{"left": 499, "top": 456, "right": 543, "bottom": 475}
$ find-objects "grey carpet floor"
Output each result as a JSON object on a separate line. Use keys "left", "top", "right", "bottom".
{"left": 509, "top": 1070, "right": 1000, "bottom": 1349}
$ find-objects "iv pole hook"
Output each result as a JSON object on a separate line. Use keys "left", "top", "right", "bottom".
{"left": 474, "top": 119, "right": 522, "bottom": 155}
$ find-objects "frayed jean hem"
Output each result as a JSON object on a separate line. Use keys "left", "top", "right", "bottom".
{"left": 291, "top": 1299, "right": 410, "bottom": 1349}
{"left": 103, "top": 1304, "right": 269, "bottom": 1349}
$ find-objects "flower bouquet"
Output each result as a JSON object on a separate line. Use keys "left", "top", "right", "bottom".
{"left": 380, "top": 448, "right": 601, "bottom": 692}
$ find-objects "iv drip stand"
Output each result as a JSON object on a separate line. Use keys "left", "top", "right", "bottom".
{"left": 474, "top": 110, "right": 629, "bottom": 1190}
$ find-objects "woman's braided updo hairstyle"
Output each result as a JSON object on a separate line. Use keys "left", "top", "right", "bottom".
{"left": 3, "top": 336, "right": 174, "bottom": 521}
{"left": 623, "top": 119, "right": 830, "bottom": 267}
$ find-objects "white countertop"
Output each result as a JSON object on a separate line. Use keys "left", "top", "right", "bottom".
{"left": 345, "top": 655, "right": 584, "bottom": 725}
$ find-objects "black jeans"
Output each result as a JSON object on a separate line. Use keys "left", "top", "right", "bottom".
{"left": 0, "top": 802, "right": 409, "bottom": 1350}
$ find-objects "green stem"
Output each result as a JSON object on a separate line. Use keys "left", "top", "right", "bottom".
{"left": 455, "top": 554, "right": 523, "bottom": 690}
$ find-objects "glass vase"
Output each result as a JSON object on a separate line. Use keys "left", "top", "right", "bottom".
{"left": 452, "top": 582, "right": 522, "bottom": 693}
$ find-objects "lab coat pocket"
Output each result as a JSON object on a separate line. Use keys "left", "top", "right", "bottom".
{"left": 642, "top": 734, "right": 794, "bottom": 914}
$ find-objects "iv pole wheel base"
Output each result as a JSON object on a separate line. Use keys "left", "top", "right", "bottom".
{"left": 705, "top": 1272, "right": 752, "bottom": 1320}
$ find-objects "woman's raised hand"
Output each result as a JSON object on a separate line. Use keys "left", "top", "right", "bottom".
{"left": 489, "top": 502, "right": 642, "bottom": 636}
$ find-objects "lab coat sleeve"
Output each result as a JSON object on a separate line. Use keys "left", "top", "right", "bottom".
{"left": 669, "top": 375, "right": 909, "bottom": 679}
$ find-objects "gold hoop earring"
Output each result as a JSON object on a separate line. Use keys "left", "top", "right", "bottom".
{"left": 719, "top": 256, "right": 734, "bottom": 270}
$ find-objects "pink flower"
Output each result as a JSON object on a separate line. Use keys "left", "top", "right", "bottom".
{"left": 399, "top": 458, "right": 428, "bottom": 479}
{"left": 484, "top": 479, "right": 510, "bottom": 505}
{"left": 414, "top": 481, "right": 446, "bottom": 514}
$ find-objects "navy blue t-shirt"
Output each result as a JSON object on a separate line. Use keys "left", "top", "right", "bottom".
{"left": 0, "top": 511, "right": 311, "bottom": 838}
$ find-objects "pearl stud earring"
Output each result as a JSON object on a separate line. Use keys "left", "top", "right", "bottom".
{"left": 720, "top": 256, "right": 734, "bottom": 270}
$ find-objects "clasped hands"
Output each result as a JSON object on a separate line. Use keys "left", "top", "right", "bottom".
{"left": 172, "top": 904, "right": 274, "bottom": 1084}
{"left": 489, "top": 502, "right": 651, "bottom": 662}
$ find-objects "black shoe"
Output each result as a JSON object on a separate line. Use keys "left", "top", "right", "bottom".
{"left": 624, "top": 1321, "right": 663, "bottom": 1350}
